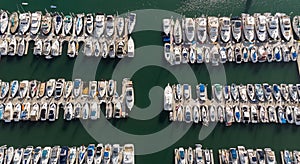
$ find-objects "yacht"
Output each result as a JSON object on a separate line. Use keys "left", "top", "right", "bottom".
{"left": 259, "top": 105, "right": 269, "bottom": 123}
{"left": 294, "top": 107, "right": 300, "bottom": 125}
{"left": 277, "top": 106, "right": 287, "bottom": 124}
{"left": 201, "top": 105, "right": 209, "bottom": 126}
{"left": 225, "top": 105, "right": 234, "bottom": 126}
{"left": 74, "top": 103, "right": 82, "bottom": 119}
{"left": 13, "top": 103, "right": 21, "bottom": 122}
{"left": 94, "top": 40, "right": 101, "bottom": 57}
{"left": 265, "top": 13, "right": 279, "bottom": 40}
{"left": 237, "top": 146, "right": 249, "bottom": 164}
{"left": 231, "top": 16, "right": 242, "bottom": 42}
{"left": 219, "top": 17, "right": 231, "bottom": 43}
{"left": 17, "top": 38, "right": 25, "bottom": 56}
{"left": 30, "top": 11, "right": 42, "bottom": 35}
{"left": 94, "top": 144, "right": 104, "bottom": 164}
{"left": 22, "top": 146, "right": 33, "bottom": 164}
{"left": 103, "top": 144, "right": 112, "bottom": 164}
{"left": 254, "top": 14, "right": 267, "bottom": 42}
{"left": 176, "top": 105, "right": 184, "bottom": 122}
{"left": 264, "top": 148, "right": 276, "bottom": 164}
{"left": 48, "top": 102, "right": 57, "bottom": 122}
{"left": 234, "top": 105, "right": 241, "bottom": 123}
{"left": 242, "top": 105, "right": 250, "bottom": 123}
{"left": 207, "top": 16, "right": 219, "bottom": 42}
{"left": 213, "top": 84, "right": 223, "bottom": 102}
{"left": 293, "top": 16, "right": 300, "bottom": 39}
{"left": 63, "top": 15, "right": 73, "bottom": 35}
{"left": 229, "top": 148, "right": 239, "bottom": 164}
{"left": 219, "top": 47, "right": 227, "bottom": 63}
{"left": 73, "top": 79, "right": 82, "bottom": 98}
{"left": 184, "top": 105, "right": 192, "bottom": 123}
{"left": 108, "top": 41, "right": 115, "bottom": 58}
{"left": 0, "top": 38, "right": 8, "bottom": 56}
{"left": 86, "top": 144, "right": 95, "bottom": 164}
{"left": 106, "top": 101, "right": 113, "bottom": 119}
{"left": 9, "top": 12, "right": 19, "bottom": 34}
{"left": 106, "top": 15, "right": 115, "bottom": 37}
{"left": 268, "top": 106, "right": 277, "bottom": 122}
{"left": 111, "top": 144, "right": 121, "bottom": 164}
{"left": 9, "top": 80, "right": 19, "bottom": 99}
{"left": 198, "top": 83, "right": 207, "bottom": 101}
{"left": 223, "top": 85, "right": 231, "bottom": 101}
{"left": 125, "top": 80, "right": 134, "bottom": 111}
{"left": 186, "top": 147, "right": 193, "bottom": 164}
{"left": 19, "top": 80, "right": 29, "bottom": 99}
{"left": 189, "top": 46, "right": 196, "bottom": 64}
{"left": 185, "top": 18, "right": 195, "bottom": 43}
{"left": 286, "top": 106, "right": 294, "bottom": 124}
{"left": 98, "top": 81, "right": 107, "bottom": 100}
{"left": 53, "top": 13, "right": 63, "bottom": 35}
{"left": 242, "top": 13, "right": 255, "bottom": 42}
{"left": 162, "top": 18, "right": 171, "bottom": 36}
{"left": 173, "top": 18, "right": 182, "bottom": 45}
{"left": 51, "top": 39, "right": 60, "bottom": 57}
{"left": 0, "top": 11, "right": 8, "bottom": 34}
{"left": 101, "top": 41, "right": 108, "bottom": 58}
{"left": 278, "top": 13, "right": 292, "bottom": 41}
{"left": 235, "top": 46, "right": 242, "bottom": 64}
{"left": 90, "top": 102, "right": 99, "bottom": 120}
{"left": 43, "top": 40, "right": 52, "bottom": 59}
{"left": 239, "top": 85, "right": 248, "bottom": 102}
{"left": 19, "top": 12, "right": 31, "bottom": 35}
{"left": 195, "top": 17, "right": 207, "bottom": 43}
{"left": 75, "top": 14, "right": 84, "bottom": 36}
{"left": 127, "top": 12, "right": 136, "bottom": 34}
{"left": 89, "top": 81, "right": 97, "bottom": 99}
{"left": 46, "top": 79, "right": 56, "bottom": 98}
{"left": 282, "top": 45, "right": 291, "bottom": 62}
{"left": 41, "top": 147, "right": 51, "bottom": 164}
{"left": 40, "top": 102, "right": 48, "bottom": 121}
{"left": 41, "top": 13, "right": 52, "bottom": 35}
{"left": 242, "top": 46, "right": 249, "bottom": 62}
{"left": 82, "top": 102, "right": 90, "bottom": 120}
{"left": 255, "top": 84, "right": 265, "bottom": 102}
{"left": 274, "top": 46, "right": 282, "bottom": 62}
{"left": 193, "top": 105, "right": 200, "bottom": 124}
{"left": 263, "top": 83, "right": 273, "bottom": 102}
{"left": 21, "top": 102, "right": 30, "bottom": 121}
{"left": 5, "top": 146, "right": 14, "bottom": 164}
{"left": 85, "top": 13, "right": 94, "bottom": 35}
{"left": 49, "top": 146, "right": 60, "bottom": 164}
{"left": 290, "top": 46, "right": 298, "bottom": 62}
{"left": 288, "top": 84, "right": 298, "bottom": 102}
{"left": 174, "top": 45, "right": 182, "bottom": 65}
{"left": 123, "top": 144, "right": 134, "bottom": 164}
{"left": 38, "top": 82, "right": 46, "bottom": 98}
{"left": 54, "top": 78, "right": 65, "bottom": 99}
{"left": 247, "top": 84, "right": 256, "bottom": 102}
{"left": 0, "top": 81, "right": 9, "bottom": 99}
{"left": 59, "top": 146, "right": 68, "bottom": 164}
{"left": 13, "top": 148, "right": 24, "bottom": 164}
{"left": 94, "top": 13, "right": 105, "bottom": 37}
{"left": 250, "top": 46, "right": 258, "bottom": 63}
{"left": 30, "top": 103, "right": 40, "bottom": 121}
{"left": 281, "top": 84, "right": 290, "bottom": 101}
{"left": 196, "top": 46, "right": 204, "bottom": 63}
{"left": 182, "top": 46, "right": 189, "bottom": 63}
{"left": 32, "top": 147, "right": 42, "bottom": 164}
{"left": 227, "top": 47, "right": 234, "bottom": 62}
{"left": 217, "top": 105, "right": 225, "bottom": 123}
{"left": 8, "top": 37, "right": 17, "bottom": 56}
{"left": 266, "top": 46, "right": 273, "bottom": 62}
{"left": 231, "top": 83, "right": 240, "bottom": 101}
{"left": 84, "top": 39, "right": 93, "bottom": 57}
{"left": 78, "top": 145, "right": 87, "bottom": 164}
{"left": 194, "top": 145, "right": 204, "bottom": 164}
{"left": 248, "top": 149, "right": 258, "bottom": 164}
{"left": 67, "top": 40, "right": 77, "bottom": 58}
{"left": 68, "top": 147, "right": 77, "bottom": 164}
{"left": 107, "top": 80, "right": 116, "bottom": 97}
{"left": 116, "top": 16, "right": 125, "bottom": 37}
{"left": 33, "top": 39, "right": 42, "bottom": 56}
{"left": 64, "top": 102, "right": 73, "bottom": 121}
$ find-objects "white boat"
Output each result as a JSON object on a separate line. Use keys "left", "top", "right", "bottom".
{"left": 0, "top": 39, "right": 7, "bottom": 56}
{"left": 49, "top": 146, "right": 60, "bottom": 164}
{"left": 185, "top": 18, "right": 195, "bottom": 43}
{"left": 116, "top": 16, "right": 124, "bottom": 37}
{"left": 265, "top": 13, "right": 279, "bottom": 40}
{"left": 235, "top": 46, "right": 242, "bottom": 64}
{"left": 106, "top": 15, "right": 115, "bottom": 37}
{"left": 41, "top": 13, "right": 52, "bottom": 35}
{"left": 22, "top": 146, "right": 33, "bottom": 164}
{"left": 286, "top": 106, "right": 294, "bottom": 124}
{"left": 266, "top": 46, "right": 273, "bottom": 62}
{"left": 254, "top": 14, "right": 267, "bottom": 42}
{"left": 53, "top": 13, "right": 63, "bottom": 35}
{"left": 48, "top": 102, "right": 57, "bottom": 122}
{"left": 294, "top": 107, "right": 300, "bottom": 125}
{"left": 184, "top": 105, "right": 192, "bottom": 123}
{"left": 123, "top": 144, "right": 134, "bottom": 164}
{"left": 94, "top": 13, "right": 105, "bottom": 37}
{"left": 33, "top": 39, "right": 42, "bottom": 56}
{"left": 181, "top": 46, "right": 189, "bottom": 64}
{"left": 85, "top": 13, "right": 94, "bottom": 35}
{"left": 107, "top": 80, "right": 115, "bottom": 97}
{"left": 82, "top": 102, "right": 89, "bottom": 120}
{"left": 103, "top": 144, "right": 112, "bottom": 164}
{"left": 59, "top": 146, "right": 68, "bottom": 164}
{"left": 237, "top": 146, "right": 249, "bottom": 164}
{"left": 204, "top": 149, "right": 211, "bottom": 164}
{"left": 196, "top": 46, "right": 204, "bottom": 63}
{"left": 84, "top": 39, "right": 93, "bottom": 57}
{"left": 97, "top": 81, "right": 106, "bottom": 100}
{"left": 288, "top": 84, "right": 298, "bottom": 102}
{"left": 0, "top": 82, "right": 9, "bottom": 99}
{"left": 187, "top": 147, "right": 194, "bottom": 164}
{"left": 41, "top": 147, "right": 51, "bottom": 164}
{"left": 78, "top": 146, "right": 86, "bottom": 164}
{"left": 273, "top": 46, "right": 282, "bottom": 62}
{"left": 264, "top": 148, "right": 276, "bottom": 164}
{"left": 217, "top": 105, "right": 225, "bottom": 123}
{"left": 164, "top": 43, "right": 172, "bottom": 63}
{"left": 193, "top": 105, "right": 200, "bottom": 123}
{"left": 195, "top": 17, "right": 207, "bottom": 43}
{"left": 5, "top": 146, "right": 14, "bottom": 164}
{"left": 219, "top": 17, "right": 231, "bottom": 43}
{"left": 64, "top": 81, "right": 73, "bottom": 99}
{"left": 164, "top": 84, "right": 173, "bottom": 111}
{"left": 174, "top": 46, "right": 182, "bottom": 65}
{"left": 127, "top": 12, "right": 136, "bottom": 34}
{"left": 19, "top": 80, "right": 29, "bottom": 99}
{"left": 46, "top": 79, "right": 56, "bottom": 98}
{"left": 13, "top": 103, "right": 21, "bottom": 122}
{"left": 127, "top": 37, "right": 135, "bottom": 58}
{"left": 0, "top": 11, "right": 8, "bottom": 34}
{"left": 272, "top": 84, "right": 281, "bottom": 102}
{"left": 8, "top": 37, "right": 17, "bottom": 56}
{"left": 259, "top": 105, "right": 268, "bottom": 123}
{"left": 231, "top": 17, "right": 242, "bottom": 42}
{"left": 108, "top": 41, "right": 115, "bottom": 58}
{"left": 281, "top": 84, "right": 290, "bottom": 101}
{"left": 43, "top": 40, "right": 52, "bottom": 59}
{"left": 248, "top": 149, "right": 257, "bottom": 164}
{"left": 207, "top": 16, "right": 219, "bottom": 42}
{"left": 173, "top": 18, "right": 182, "bottom": 45}
{"left": 68, "top": 147, "right": 77, "bottom": 164}
{"left": 290, "top": 46, "right": 298, "bottom": 62}
{"left": 247, "top": 84, "right": 255, "bottom": 101}
{"left": 242, "top": 13, "right": 255, "bottom": 42}
{"left": 30, "top": 11, "right": 42, "bottom": 35}
{"left": 64, "top": 102, "right": 73, "bottom": 121}
{"left": 13, "top": 148, "right": 24, "bottom": 164}
{"left": 256, "top": 149, "right": 266, "bottom": 164}
{"left": 67, "top": 40, "right": 77, "bottom": 58}
{"left": 125, "top": 80, "right": 134, "bottom": 111}
{"left": 278, "top": 13, "right": 292, "bottom": 41}
{"left": 86, "top": 144, "right": 95, "bottom": 164}
{"left": 293, "top": 16, "right": 300, "bottom": 39}
{"left": 234, "top": 105, "right": 241, "bottom": 123}
{"left": 213, "top": 84, "right": 223, "bottom": 102}
{"left": 195, "top": 144, "right": 203, "bottom": 164}
{"left": 75, "top": 13, "right": 84, "bottom": 36}
{"left": 9, "top": 80, "right": 19, "bottom": 99}
{"left": 73, "top": 103, "right": 82, "bottom": 119}
{"left": 73, "top": 79, "right": 82, "bottom": 98}
{"left": 90, "top": 102, "right": 99, "bottom": 120}
{"left": 101, "top": 41, "right": 108, "bottom": 58}
{"left": 94, "top": 40, "right": 101, "bottom": 57}
{"left": 227, "top": 46, "right": 235, "bottom": 62}
{"left": 51, "top": 39, "right": 60, "bottom": 57}
{"left": 189, "top": 46, "right": 196, "bottom": 64}
{"left": 229, "top": 148, "right": 238, "bottom": 164}
{"left": 0, "top": 145, "right": 6, "bottom": 164}
{"left": 39, "top": 102, "right": 48, "bottom": 121}
{"left": 17, "top": 38, "right": 25, "bottom": 56}
{"left": 9, "top": 12, "right": 19, "bottom": 34}
{"left": 250, "top": 105, "right": 258, "bottom": 123}
{"left": 219, "top": 47, "right": 227, "bottom": 63}
{"left": 162, "top": 18, "right": 171, "bottom": 36}
{"left": 19, "top": 12, "right": 31, "bottom": 35}
{"left": 106, "top": 101, "right": 113, "bottom": 119}
{"left": 94, "top": 144, "right": 104, "bottom": 164}
{"left": 209, "top": 105, "right": 216, "bottom": 122}
{"left": 225, "top": 105, "right": 233, "bottom": 126}
{"left": 201, "top": 105, "right": 209, "bottom": 126}
{"left": 63, "top": 15, "right": 73, "bottom": 35}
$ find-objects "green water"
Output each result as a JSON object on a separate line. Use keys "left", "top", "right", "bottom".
{"left": 1, "top": 0, "right": 300, "bottom": 163}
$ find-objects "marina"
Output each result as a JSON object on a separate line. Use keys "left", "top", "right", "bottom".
{"left": 0, "top": 143, "right": 135, "bottom": 164}
{"left": 0, "top": 78, "right": 134, "bottom": 122}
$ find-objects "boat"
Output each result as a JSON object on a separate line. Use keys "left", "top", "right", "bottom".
{"left": 183, "top": 84, "right": 191, "bottom": 100}
{"left": 204, "top": 149, "right": 212, "bottom": 164}
{"left": 112, "top": 144, "right": 121, "bottom": 164}
{"left": 235, "top": 46, "right": 242, "bottom": 64}
{"left": 290, "top": 46, "right": 298, "bottom": 61}
{"left": 187, "top": 147, "right": 194, "bottom": 164}
{"left": 250, "top": 46, "right": 258, "bottom": 63}
{"left": 254, "top": 14, "right": 267, "bottom": 42}
{"left": 127, "top": 12, "right": 136, "bottom": 34}
{"left": 125, "top": 80, "right": 134, "bottom": 111}
{"left": 255, "top": 84, "right": 265, "bottom": 102}
{"left": 63, "top": 81, "right": 73, "bottom": 99}
{"left": 53, "top": 13, "right": 63, "bottom": 35}
{"left": 293, "top": 151, "right": 300, "bottom": 164}
{"left": 32, "top": 146, "right": 42, "bottom": 164}
{"left": 38, "top": 82, "right": 45, "bottom": 98}
{"left": 86, "top": 144, "right": 95, "bottom": 164}
{"left": 40, "top": 102, "right": 48, "bottom": 121}
{"left": 63, "top": 15, "right": 73, "bottom": 35}
{"left": 64, "top": 102, "right": 73, "bottom": 121}
{"left": 0, "top": 81, "right": 9, "bottom": 99}
{"left": 13, "top": 148, "right": 24, "bottom": 164}
{"left": 223, "top": 85, "right": 231, "bottom": 101}
{"left": 94, "top": 13, "right": 105, "bottom": 37}
{"left": 123, "top": 144, "right": 134, "bottom": 164}
{"left": 59, "top": 146, "right": 68, "bottom": 164}
{"left": 12, "top": 103, "right": 21, "bottom": 122}
{"left": 0, "top": 103, "right": 4, "bottom": 120}
{"left": 264, "top": 148, "right": 276, "bottom": 164}
{"left": 116, "top": 40, "right": 125, "bottom": 58}
{"left": 259, "top": 105, "right": 268, "bottom": 123}
{"left": 84, "top": 39, "right": 93, "bottom": 57}
{"left": 266, "top": 46, "right": 273, "bottom": 62}
{"left": 219, "top": 17, "right": 231, "bottom": 43}
{"left": 173, "top": 18, "right": 182, "bottom": 45}
{"left": 30, "top": 11, "right": 42, "bottom": 35}
{"left": 41, "top": 147, "right": 51, "bottom": 164}
{"left": 195, "top": 145, "right": 204, "bottom": 164}
{"left": 193, "top": 105, "right": 200, "bottom": 123}
{"left": 116, "top": 16, "right": 124, "bottom": 37}
{"left": 46, "top": 79, "right": 56, "bottom": 98}
{"left": 173, "top": 45, "right": 182, "bottom": 65}
{"left": 75, "top": 13, "right": 84, "bottom": 36}
{"left": 234, "top": 105, "right": 241, "bottom": 123}
{"left": 237, "top": 146, "right": 249, "bottom": 164}
{"left": 108, "top": 41, "right": 115, "bottom": 58}
{"left": 9, "top": 12, "right": 19, "bottom": 34}
{"left": 9, "top": 80, "right": 19, "bottom": 99}
{"left": 54, "top": 78, "right": 65, "bottom": 99}
{"left": 250, "top": 105, "right": 258, "bottom": 123}
{"left": 195, "top": 17, "right": 207, "bottom": 43}
{"left": 231, "top": 83, "right": 239, "bottom": 101}
{"left": 0, "top": 145, "right": 5, "bottom": 164}
{"left": 51, "top": 39, "right": 60, "bottom": 57}
{"left": 274, "top": 46, "right": 282, "bottom": 62}
{"left": 219, "top": 47, "right": 227, "bottom": 63}
{"left": 241, "top": 105, "right": 250, "bottom": 123}
{"left": 231, "top": 16, "right": 242, "bottom": 42}
{"left": 94, "top": 144, "right": 104, "bottom": 164}
{"left": 211, "top": 45, "right": 220, "bottom": 66}
{"left": 19, "top": 80, "right": 29, "bottom": 99}
{"left": 162, "top": 18, "right": 171, "bottom": 36}
{"left": 213, "top": 84, "right": 223, "bottom": 102}
{"left": 242, "top": 46, "right": 249, "bottom": 62}
{"left": 90, "top": 102, "right": 99, "bottom": 120}
{"left": 265, "top": 13, "right": 279, "bottom": 40}
{"left": 286, "top": 106, "right": 294, "bottom": 124}
{"left": 89, "top": 81, "right": 97, "bottom": 99}
{"left": 0, "top": 39, "right": 8, "bottom": 56}
{"left": 278, "top": 13, "right": 292, "bottom": 41}
{"left": 184, "top": 18, "right": 195, "bottom": 43}
{"left": 73, "top": 103, "right": 82, "bottom": 119}
{"left": 198, "top": 83, "right": 206, "bottom": 101}
{"left": 106, "top": 15, "right": 115, "bottom": 37}
{"left": 247, "top": 84, "right": 256, "bottom": 102}
{"left": 281, "top": 84, "right": 290, "bottom": 101}
{"left": 106, "top": 101, "right": 113, "bottom": 119}
{"left": 227, "top": 47, "right": 234, "bottom": 62}
{"left": 93, "top": 40, "right": 101, "bottom": 57}
{"left": 242, "top": 13, "right": 255, "bottom": 42}
{"left": 196, "top": 46, "right": 204, "bottom": 63}
{"left": 263, "top": 83, "right": 273, "bottom": 102}
{"left": 17, "top": 38, "right": 25, "bottom": 56}
{"left": 289, "top": 84, "right": 298, "bottom": 102}
{"left": 201, "top": 105, "right": 209, "bottom": 126}
{"left": 229, "top": 148, "right": 239, "bottom": 164}
{"left": 225, "top": 105, "right": 233, "bottom": 126}
{"left": 181, "top": 46, "right": 189, "bottom": 63}
{"left": 73, "top": 79, "right": 82, "bottom": 98}
{"left": 8, "top": 37, "right": 17, "bottom": 56}
{"left": 23, "top": 146, "right": 33, "bottom": 164}
{"left": 43, "top": 40, "right": 52, "bottom": 59}
{"left": 19, "top": 12, "right": 31, "bottom": 34}
{"left": 0, "top": 11, "right": 8, "bottom": 34}
{"left": 98, "top": 81, "right": 107, "bottom": 100}
{"left": 41, "top": 13, "right": 52, "bottom": 35}
{"left": 283, "top": 150, "right": 292, "bottom": 164}
{"left": 217, "top": 105, "right": 225, "bottom": 123}
{"left": 293, "top": 16, "right": 300, "bottom": 39}
{"left": 33, "top": 39, "right": 42, "bottom": 56}
{"left": 106, "top": 80, "right": 115, "bottom": 97}
{"left": 48, "top": 102, "right": 57, "bottom": 122}
{"left": 5, "top": 146, "right": 14, "bottom": 164}
{"left": 68, "top": 147, "right": 77, "bottom": 164}
{"left": 20, "top": 102, "right": 30, "bottom": 121}
{"left": 101, "top": 41, "right": 108, "bottom": 58}
{"left": 189, "top": 46, "right": 196, "bottom": 64}
{"left": 85, "top": 13, "right": 94, "bottom": 35}
{"left": 103, "top": 144, "right": 112, "bottom": 164}
{"left": 184, "top": 105, "right": 192, "bottom": 123}
{"left": 78, "top": 145, "right": 86, "bottom": 164}
{"left": 176, "top": 105, "right": 184, "bottom": 122}
{"left": 294, "top": 107, "right": 300, "bottom": 125}
{"left": 164, "top": 43, "right": 172, "bottom": 64}
{"left": 30, "top": 103, "right": 40, "bottom": 121}
{"left": 67, "top": 40, "right": 77, "bottom": 58}
{"left": 247, "top": 149, "right": 257, "bottom": 164}
{"left": 277, "top": 106, "right": 286, "bottom": 124}
{"left": 82, "top": 102, "right": 89, "bottom": 120}
{"left": 207, "top": 16, "right": 219, "bottom": 42}
{"left": 174, "top": 84, "right": 183, "bottom": 101}
{"left": 282, "top": 45, "right": 290, "bottom": 62}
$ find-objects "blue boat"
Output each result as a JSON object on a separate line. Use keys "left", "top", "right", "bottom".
{"left": 59, "top": 146, "right": 69, "bottom": 164}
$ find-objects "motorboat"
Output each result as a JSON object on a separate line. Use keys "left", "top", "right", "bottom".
{"left": 181, "top": 46, "right": 189, "bottom": 64}
{"left": 9, "top": 12, "right": 19, "bottom": 34}
{"left": 48, "top": 102, "right": 57, "bottom": 122}
{"left": 185, "top": 17, "right": 195, "bottom": 43}
{"left": 125, "top": 80, "right": 134, "bottom": 111}
{"left": 123, "top": 144, "right": 134, "bottom": 164}
{"left": 264, "top": 148, "right": 276, "bottom": 164}
{"left": 265, "top": 13, "right": 279, "bottom": 40}
{"left": 274, "top": 46, "right": 282, "bottom": 62}
{"left": 17, "top": 38, "right": 25, "bottom": 56}
{"left": 207, "top": 16, "right": 219, "bottom": 42}
{"left": 201, "top": 105, "right": 209, "bottom": 126}
{"left": 242, "top": 46, "right": 249, "bottom": 62}
{"left": 193, "top": 105, "right": 200, "bottom": 123}
{"left": 189, "top": 46, "right": 196, "bottom": 64}
{"left": 250, "top": 46, "right": 258, "bottom": 63}
{"left": 259, "top": 105, "right": 268, "bottom": 123}
{"left": 38, "top": 82, "right": 45, "bottom": 98}
{"left": 266, "top": 46, "right": 273, "bottom": 62}
{"left": 86, "top": 144, "right": 95, "bottom": 164}
{"left": 63, "top": 15, "right": 73, "bottom": 35}
{"left": 75, "top": 13, "right": 84, "bottom": 36}
{"left": 30, "top": 11, "right": 42, "bottom": 35}
{"left": 19, "top": 12, "right": 31, "bottom": 35}
{"left": 219, "top": 17, "right": 231, "bottom": 43}
{"left": 278, "top": 13, "right": 292, "bottom": 41}
{"left": 282, "top": 44, "right": 290, "bottom": 62}
{"left": 23, "top": 146, "right": 34, "bottom": 164}
{"left": 263, "top": 83, "right": 273, "bottom": 102}
{"left": 241, "top": 105, "right": 250, "bottom": 123}
{"left": 268, "top": 106, "right": 277, "bottom": 122}
{"left": 89, "top": 81, "right": 97, "bottom": 99}
{"left": 198, "top": 83, "right": 207, "bottom": 101}
{"left": 103, "top": 144, "right": 112, "bottom": 164}
{"left": 281, "top": 84, "right": 290, "bottom": 102}
{"left": 43, "top": 40, "right": 52, "bottom": 59}
{"left": 94, "top": 13, "right": 105, "bottom": 37}
{"left": 59, "top": 146, "right": 69, "bottom": 164}
{"left": 225, "top": 105, "right": 233, "bottom": 126}
{"left": 234, "top": 105, "right": 241, "bottom": 123}
{"left": 90, "top": 102, "right": 99, "bottom": 120}
{"left": 98, "top": 81, "right": 107, "bottom": 100}
{"left": 184, "top": 105, "right": 192, "bottom": 123}
{"left": 247, "top": 84, "right": 256, "bottom": 102}
{"left": 227, "top": 47, "right": 234, "bottom": 62}
{"left": 290, "top": 46, "right": 298, "bottom": 61}
{"left": 288, "top": 84, "right": 298, "bottom": 102}
{"left": 162, "top": 18, "right": 171, "bottom": 36}
{"left": 13, "top": 103, "right": 21, "bottom": 122}
{"left": 101, "top": 41, "right": 108, "bottom": 58}
{"left": 19, "top": 80, "right": 29, "bottom": 99}
{"left": 30, "top": 103, "right": 40, "bottom": 121}
{"left": 231, "top": 83, "right": 239, "bottom": 101}
{"left": 235, "top": 46, "right": 242, "bottom": 64}
{"left": 53, "top": 13, "right": 63, "bottom": 35}
{"left": 82, "top": 102, "right": 90, "bottom": 120}
{"left": 55, "top": 78, "right": 65, "bottom": 99}
{"left": 242, "top": 13, "right": 255, "bottom": 42}
{"left": 51, "top": 39, "right": 60, "bottom": 57}
{"left": 196, "top": 46, "right": 204, "bottom": 63}
{"left": 211, "top": 45, "right": 220, "bottom": 66}
{"left": 41, "top": 147, "right": 51, "bottom": 164}
{"left": 196, "top": 17, "right": 207, "bottom": 43}
{"left": 108, "top": 41, "right": 115, "bottom": 58}
{"left": 254, "top": 13, "right": 267, "bottom": 42}
{"left": 84, "top": 39, "right": 93, "bottom": 57}
{"left": 294, "top": 107, "right": 300, "bottom": 125}
{"left": 237, "top": 146, "right": 249, "bottom": 164}
{"left": 183, "top": 84, "right": 190, "bottom": 100}
{"left": 33, "top": 39, "right": 42, "bottom": 56}
{"left": 94, "top": 40, "right": 101, "bottom": 57}
{"left": 239, "top": 85, "right": 248, "bottom": 102}
{"left": 20, "top": 102, "right": 30, "bottom": 121}
{"left": 219, "top": 47, "right": 227, "bottom": 63}
{"left": 255, "top": 84, "right": 264, "bottom": 102}
{"left": 187, "top": 147, "right": 194, "bottom": 164}
{"left": 63, "top": 81, "right": 73, "bottom": 99}
{"left": 67, "top": 40, "right": 77, "bottom": 58}
{"left": 106, "top": 15, "right": 115, "bottom": 37}
{"left": 111, "top": 144, "right": 121, "bottom": 164}
{"left": 73, "top": 103, "right": 82, "bottom": 119}
{"left": 293, "top": 16, "right": 300, "bottom": 39}
{"left": 13, "top": 148, "right": 24, "bottom": 164}
{"left": 105, "top": 101, "right": 113, "bottom": 119}
{"left": 40, "top": 102, "right": 48, "bottom": 121}
{"left": 64, "top": 102, "right": 73, "bottom": 121}
{"left": 231, "top": 16, "right": 242, "bottom": 42}
{"left": 213, "top": 84, "right": 223, "bottom": 102}
{"left": 107, "top": 80, "right": 116, "bottom": 97}
{"left": 223, "top": 85, "right": 231, "bottom": 101}
{"left": 32, "top": 146, "right": 41, "bottom": 164}
{"left": 94, "top": 144, "right": 104, "bottom": 164}
{"left": 41, "top": 13, "right": 52, "bottom": 35}
{"left": 3, "top": 102, "right": 13, "bottom": 122}
{"left": 68, "top": 147, "right": 77, "bottom": 164}
{"left": 0, "top": 81, "right": 9, "bottom": 99}
{"left": 77, "top": 146, "right": 87, "bottom": 164}
{"left": 86, "top": 13, "right": 94, "bottom": 35}
{"left": 0, "top": 11, "right": 8, "bottom": 34}
{"left": 217, "top": 105, "right": 224, "bottom": 123}
{"left": 9, "top": 80, "right": 19, "bottom": 99}
{"left": 46, "top": 79, "right": 56, "bottom": 98}
{"left": 195, "top": 144, "right": 204, "bottom": 164}
{"left": 173, "top": 45, "right": 182, "bottom": 65}
{"left": 73, "top": 79, "right": 82, "bottom": 98}
{"left": 173, "top": 18, "right": 182, "bottom": 45}
{"left": 0, "top": 39, "right": 8, "bottom": 56}
{"left": 229, "top": 148, "right": 239, "bottom": 164}
{"left": 286, "top": 106, "right": 294, "bottom": 124}
{"left": 127, "top": 12, "right": 136, "bottom": 34}
{"left": 8, "top": 37, "right": 17, "bottom": 56}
